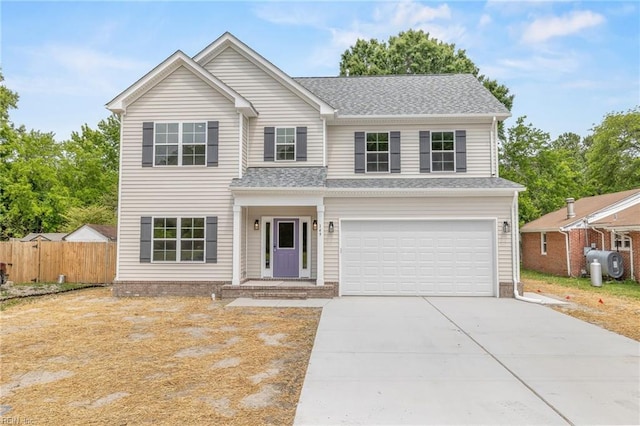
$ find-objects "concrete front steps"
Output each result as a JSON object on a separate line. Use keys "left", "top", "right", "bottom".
{"left": 220, "top": 281, "right": 336, "bottom": 299}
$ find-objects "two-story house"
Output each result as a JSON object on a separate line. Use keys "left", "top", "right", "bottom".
{"left": 107, "top": 32, "right": 524, "bottom": 298}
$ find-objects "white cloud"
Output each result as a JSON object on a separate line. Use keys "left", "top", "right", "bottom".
{"left": 9, "top": 44, "right": 150, "bottom": 97}
{"left": 522, "top": 10, "right": 605, "bottom": 44}
{"left": 375, "top": 1, "right": 451, "bottom": 27}
{"left": 478, "top": 14, "right": 492, "bottom": 28}
{"left": 304, "top": 1, "right": 465, "bottom": 72}
{"left": 252, "top": 3, "right": 327, "bottom": 27}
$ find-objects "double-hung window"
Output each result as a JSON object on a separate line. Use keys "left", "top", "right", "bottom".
{"left": 541, "top": 232, "right": 547, "bottom": 255}
{"left": 153, "top": 217, "right": 205, "bottom": 262}
{"left": 366, "top": 132, "right": 389, "bottom": 172}
{"left": 155, "top": 122, "right": 206, "bottom": 166}
{"left": 431, "top": 131, "right": 455, "bottom": 172}
{"left": 276, "top": 127, "right": 296, "bottom": 161}
{"left": 612, "top": 232, "right": 631, "bottom": 251}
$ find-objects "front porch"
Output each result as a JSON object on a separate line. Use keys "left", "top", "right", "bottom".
{"left": 220, "top": 279, "right": 337, "bottom": 299}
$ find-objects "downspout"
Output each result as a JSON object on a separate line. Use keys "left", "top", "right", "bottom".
{"left": 558, "top": 229, "right": 571, "bottom": 277}
{"left": 114, "top": 111, "right": 125, "bottom": 281}
{"left": 629, "top": 233, "right": 635, "bottom": 281}
{"left": 511, "top": 190, "right": 546, "bottom": 304}
{"left": 322, "top": 117, "right": 327, "bottom": 167}
{"left": 490, "top": 116, "right": 496, "bottom": 177}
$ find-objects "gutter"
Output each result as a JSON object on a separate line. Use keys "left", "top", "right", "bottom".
{"left": 558, "top": 229, "right": 572, "bottom": 276}
{"left": 591, "top": 226, "right": 606, "bottom": 249}
{"left": 511, "top": 190, "right": 546, "bottom": 304}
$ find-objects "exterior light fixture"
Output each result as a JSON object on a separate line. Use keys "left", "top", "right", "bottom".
{"left": 502, "top": 221, "right": 510, "bottom": 234}
{"left": 328, "top": 221, "right": 334, "bottom": 233}
{"left": 312, "top": 220, "right": 318, "bottom": 231}
{"left": 254, "top": 220, "right": 260, "bottom": 231}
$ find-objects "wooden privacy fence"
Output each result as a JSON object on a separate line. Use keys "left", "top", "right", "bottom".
{"left": 0, "top": 241, "right": 116, "bottom": 284}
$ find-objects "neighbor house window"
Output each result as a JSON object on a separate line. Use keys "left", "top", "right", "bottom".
{"left": 431, "top": 131, "right": 455, "bottom": 172}
{"left": 541, "top": 232, "right": 547, "bottom": 255}
{"left": 153, "top": 217, "right": 205, "bottom": 262}
{"left": 276, "top": 127, "right": 296, "bottom": 161}
{"left": 611, "top": 232, "right": 631, "bottom": 251}
{"left": 366, "top": 132, "right": 389, "bottom": 172}
{"left": 155, "top": 122, "right": 206, "bottom": 166}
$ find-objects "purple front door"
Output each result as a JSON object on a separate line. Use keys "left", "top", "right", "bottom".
{"left": 273, "top": 219, "right": 299, "bottom": 278}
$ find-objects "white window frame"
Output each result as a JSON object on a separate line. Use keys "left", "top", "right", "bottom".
{"left": 154, "top": 122, "right": 207, "bottom": 166}
{"left": 541, "top": 232, "right": 547, "bottom": 255}
{"left": 152, "top": 216, "right": 206, "bottom": 263}
{"left": 365, "top": 131, "right": 390, "bottom": 173}
{"left": 275, "top": 127, "right": 296, "bottom": 162}
{"left": 431, "top": 130, "right": 456, "bottom": 173}
{"left": 611, "top": 231, "right": 631, "bottom": 251}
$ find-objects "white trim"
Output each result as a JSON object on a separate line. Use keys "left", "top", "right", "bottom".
{"left": 541, "top": 232, "right": 548, "bottom": 255}
{"left": 238, "top": 113, "right": 243, "bottom": 178}
{"left": 322, "top": 117, "right": 327, "bottom": 167}
{"left": 233, "top": 193, "right": 324, "bottom": 207}
{"left": 232, "top": 205, "right": 242, "bottom": 285}
{"left": 338, "top": 217, "right": 498, "bottom": 297}
{"left": 330, "top": 113, "right": 511, "bottom": 121}
{"left": 115, "top": 112, "right": 124, "bottom": 281}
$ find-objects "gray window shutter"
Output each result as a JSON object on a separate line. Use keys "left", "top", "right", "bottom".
{"left": 354, "top": 132, "right": 365, "bottom": 173}
{"left": 419, "top": 131, "right": 431, "bottom": 173}
{"left": 142, "top": 122, "right": 154, "bottom": 167}
{"left": 455, "top": 130, "right": 467, "bottom": 173}
{"left": 207, "top": 121, "right": 219, "bottom": 167}
{"left": 264, "top": 127, "right": 275, "bottom": 162}
{"left": 140, "top": 216, "right": 152, "bottom": 263}
{"left": 390, "top": 131, "right": 401, "bottom": 173}
{"left": 296, "top": 127, "right": 307, "bottom": 161}
{"left": 206, "top": 216, "right": 218, "bottom": 264}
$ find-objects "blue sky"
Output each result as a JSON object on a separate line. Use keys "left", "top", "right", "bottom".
{"left": 2, "top": 1, "right": 638, "bottom": 141}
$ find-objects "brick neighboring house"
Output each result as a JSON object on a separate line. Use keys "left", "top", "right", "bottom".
{"left": 521, "top": 189, "right": 640, "bottom": 282}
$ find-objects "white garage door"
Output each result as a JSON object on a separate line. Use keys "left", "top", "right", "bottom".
{"left": 341, "top": 220, "right": 495, "bottom": 296}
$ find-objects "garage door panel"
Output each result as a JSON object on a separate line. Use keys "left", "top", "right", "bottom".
{"left": 341, "top": 220, "right": 495, "bottom": 296}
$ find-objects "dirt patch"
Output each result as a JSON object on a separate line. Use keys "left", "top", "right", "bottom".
{"left": 0, "top": 287, "right": 321, "bottom": 425}
{"left": 523, "top": 279, "right": 640, "bottom": 341}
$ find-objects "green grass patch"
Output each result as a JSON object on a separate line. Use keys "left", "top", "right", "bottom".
{"left": 522, "top": 269, "right": 640, "bottom": 300}
{"left": 0, "top": 282, "right": 107, "bottom": 311}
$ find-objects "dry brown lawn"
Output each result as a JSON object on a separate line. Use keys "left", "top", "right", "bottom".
{"left": 523, "top": 278, "right": 640, "bottom": 341}
{"left": 0, "top": 287, "right": 321, "bottom": 425}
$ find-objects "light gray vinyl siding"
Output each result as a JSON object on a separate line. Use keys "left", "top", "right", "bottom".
{"left": 117, "top": 65, "right": 240, "bottom": 281}
{"left": 323, "top": 196, "right": 514, "bottom": 284}
{"left": 245, "top": 206, "right": 317, "bottom": 279}
{"left": 326, "top": 123, "right": 492, "bottom": 178}
{"left": 203, "top": 47, "right": 324, "bottom": 167}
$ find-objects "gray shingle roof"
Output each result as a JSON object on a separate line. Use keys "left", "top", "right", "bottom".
{"left": 230, "top": 168, "right": 522, "bottom": 191}
{"left": 326, "top": 177, "right": 523, "bottom": 190}
{"left": 294, "top": 74, "right": 509, "bottom": 116}
{"left": 230, "top": 167, "right": 327, "bottom": 188}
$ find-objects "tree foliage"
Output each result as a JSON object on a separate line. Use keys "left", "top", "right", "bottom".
{"left": 500, "top": 117, "right": 590, "bottom": 224}
{"left": 586, "top": 108, "right": 640, "bottom": 194}
{"left": 340, "top": 29, "right": 514, "bottom": 111}
{"left": 0, "top": 70, "right": 119, "bottom": 240}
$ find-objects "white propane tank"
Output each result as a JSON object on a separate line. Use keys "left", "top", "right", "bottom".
{"left": 590, "top": 259, "right": 602, "bottom": 287}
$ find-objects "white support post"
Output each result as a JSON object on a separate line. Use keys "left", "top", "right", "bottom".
{"left": 316, "top": 204, "right": 325, "bottom": 286}
{"left": 232, "top": 204, "right": 241, "bottom": 286}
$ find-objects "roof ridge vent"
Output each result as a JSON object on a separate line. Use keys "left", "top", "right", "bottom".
{"left": 566, "top": 198, "right": 576, "bottom": 219}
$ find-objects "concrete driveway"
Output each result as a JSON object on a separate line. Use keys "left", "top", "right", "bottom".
{"left": 294, "top": 297, "right": 640, "bottom": 425}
